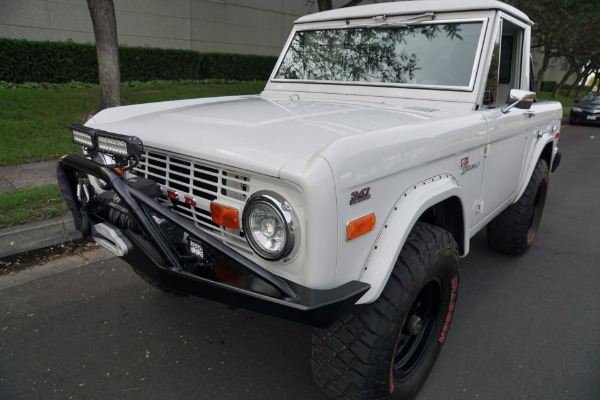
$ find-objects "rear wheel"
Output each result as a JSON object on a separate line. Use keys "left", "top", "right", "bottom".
{"left": 487, "top": 158, "right": 549, "bottom": 256}
{"left": 311, "top": 222, "right": 459, "bottom": 400}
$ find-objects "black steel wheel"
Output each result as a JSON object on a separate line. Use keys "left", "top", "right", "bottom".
{"left": 311, "top": 222, "right": 459, "bottom": 400}
{"left": 391, "top": 279, "right": 441, "bottom": 382}
{"left": 487, "top": 158, "right": 549, "bottom": 256}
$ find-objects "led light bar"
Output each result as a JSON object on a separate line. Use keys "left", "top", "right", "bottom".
{"left": 69, "top": 124, "right": 143, "bottom": 160}
{"left": 71, "top": 124, "right": 98, "bottom": 149}
{"left": 97, "top": 132, "right": 143, "bottom": 159}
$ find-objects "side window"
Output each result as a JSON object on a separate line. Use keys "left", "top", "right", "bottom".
{"left": 483, "top": 19, "right": 524, "bottom": 108}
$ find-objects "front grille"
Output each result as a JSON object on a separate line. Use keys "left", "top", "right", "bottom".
{"left": 132, "top": 149, "right": 252, "bottom": 253}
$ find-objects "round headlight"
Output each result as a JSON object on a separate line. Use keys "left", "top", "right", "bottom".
{"left": 242, "top": 192, "right": 296, "bottom": 261}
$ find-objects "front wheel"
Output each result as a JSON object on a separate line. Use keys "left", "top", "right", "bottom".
{"left": 311, "top": 222, "right": 460, "bottom": 400}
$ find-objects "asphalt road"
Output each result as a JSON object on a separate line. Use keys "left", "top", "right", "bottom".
{"left": 1, "top": 124, "right": 599, "bottom": 400}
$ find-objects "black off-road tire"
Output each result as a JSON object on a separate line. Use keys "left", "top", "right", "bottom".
{"left": 311, "top": 222, "right": 459, "bottom": 400}
{"left": 487, "top": 158, "right": 549, "bottom": 256}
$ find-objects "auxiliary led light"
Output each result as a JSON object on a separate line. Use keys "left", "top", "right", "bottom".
{"left": 72, "top": 129, "right": 96, "bottom": 148}
{"left": 69, "top": 124, "right": 143, "bottom": 160}
{"left": 188, "top": 238, "right": 204, "bottom": 260}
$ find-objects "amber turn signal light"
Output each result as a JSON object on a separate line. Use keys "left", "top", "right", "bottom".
{"left": 210, "top": 202, "right": 240, "bottom": 230}
{"left": 347, "top": 213, "right": 376, "bottom": 241}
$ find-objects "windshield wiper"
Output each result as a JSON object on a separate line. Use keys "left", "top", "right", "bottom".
{"left": 368, "top": 12, "right": 436, "bottom": 28}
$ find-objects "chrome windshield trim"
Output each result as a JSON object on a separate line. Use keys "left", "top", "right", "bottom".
{"left": 273, "top": 17, "right": 489, "bottom": 92}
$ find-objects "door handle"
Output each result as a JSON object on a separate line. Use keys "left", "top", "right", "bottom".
{"left": 524, "top": 110, "right": 536, "bottom": 118}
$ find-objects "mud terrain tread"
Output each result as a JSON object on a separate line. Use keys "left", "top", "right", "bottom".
{"left": 487, "top": 158, "right": 549, "bottom": 256}
{"left": 311, "top": 222, "right": 459, "bottom": 400}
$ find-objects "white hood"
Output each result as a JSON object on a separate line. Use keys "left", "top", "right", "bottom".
{"left": 88, "top": 94, "right": 464, "bottom": 177}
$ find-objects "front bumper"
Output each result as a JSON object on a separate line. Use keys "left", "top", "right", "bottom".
{"left": 59, "top": 154, "right": 369, "bottom": 328}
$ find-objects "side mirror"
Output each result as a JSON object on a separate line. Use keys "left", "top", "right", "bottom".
{"left": 501, "top": 89, "right": 536, "bottom": 114}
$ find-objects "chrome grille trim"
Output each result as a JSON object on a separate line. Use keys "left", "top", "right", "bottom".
{"left": 132, "top": 148, "right": 252, "bottom": 253}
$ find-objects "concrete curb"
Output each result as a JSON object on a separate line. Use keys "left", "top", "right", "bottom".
{"left": 0, "top": 247, "right": 113, "bottom": 290}
{"left": 0, "top": 214, "right": 81, "bottom": 258}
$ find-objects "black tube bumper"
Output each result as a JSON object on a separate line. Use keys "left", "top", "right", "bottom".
{"left": 59, "top": 154, "right": 370, "bottom": 328}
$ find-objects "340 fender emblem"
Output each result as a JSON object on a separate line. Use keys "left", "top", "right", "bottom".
{"left": 350, "top": 187, "right": 371, "bottom": 205}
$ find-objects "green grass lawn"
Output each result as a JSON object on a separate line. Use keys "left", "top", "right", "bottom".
{"left": 0, "top": 81, "right": 265, "bottom": 229}
{"left": 0, "top": 81, "right": 266, "bottom": 166}
{"left": 0, "top": 184, "right": 68, "bottom": 229}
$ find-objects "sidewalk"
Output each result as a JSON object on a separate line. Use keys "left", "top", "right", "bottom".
{"left": 0, "top": 160, "right": 80, "bottom": 258}
{"left": 0, "top": 160, "right": 58, "bottom": 193}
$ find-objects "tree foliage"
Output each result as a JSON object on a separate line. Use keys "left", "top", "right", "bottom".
{"left": 505, "top": 0, "right": 600, "bottom": 95}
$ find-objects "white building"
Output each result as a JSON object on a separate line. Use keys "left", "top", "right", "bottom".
{"left": 0, "top": 0, "right": 362, "bottom": 56}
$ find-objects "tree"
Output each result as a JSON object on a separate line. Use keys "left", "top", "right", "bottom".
{"left": 87, "top": 0, "right": 120, "bottom": 112}
{"left": 589, "top": 70, "right": 600, "bottom": 92}
{"left": 505, "top": 0, "right": 600, "bottom": 95}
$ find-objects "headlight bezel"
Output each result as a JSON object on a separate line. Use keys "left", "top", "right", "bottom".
{"left": 242, "top": 191, "right": 299, "bottom": 261}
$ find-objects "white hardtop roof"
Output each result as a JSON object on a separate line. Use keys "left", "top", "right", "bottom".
{"left": 296, "top": 0, "right": 532, "bottom": 25}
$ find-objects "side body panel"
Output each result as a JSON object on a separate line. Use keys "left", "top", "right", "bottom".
{"left": 318, "top": 113, "right": 488, "bottom": 301}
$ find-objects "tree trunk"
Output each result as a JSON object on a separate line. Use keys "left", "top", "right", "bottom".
{"left": 535, "top": 52, "right": 551, "bottom": 94}
{"left": 575, "top": 71, "right": 591, "bottom": 98}
{"left": 567, "top": 65, "right": 592, "bottom": 98}
{"left": 552, "top": 66, "right": 576, "bottom": 98}
{"left": 575, "top": 66, "right": 593, "bottom": 98}
{"left": 88, "top": 0, "right": 120, "bottom": 111}
{"left": 592, "top": 70, "right": 600, "bottom": 92}
{"left": 566, "top": 71, "right": 584, "bottom": 98}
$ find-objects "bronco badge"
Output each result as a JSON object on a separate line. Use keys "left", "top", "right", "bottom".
{"left": 460, "top": 156, "right": 481, "bottom": 175}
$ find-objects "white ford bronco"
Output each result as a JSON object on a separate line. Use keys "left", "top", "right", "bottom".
{"left": 59, "top": 1, "right": 562, "bottom": 398}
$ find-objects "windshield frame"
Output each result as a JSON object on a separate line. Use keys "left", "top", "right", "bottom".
{"left": 271, "top": 17, "right": 489, "bottom": 92}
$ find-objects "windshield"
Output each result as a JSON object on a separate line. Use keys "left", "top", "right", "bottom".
{"left": 274, "top": 21, "right": 484, "bottom": 88}
{"left": 580, "top": 93, "right": 600, "bottom": 105}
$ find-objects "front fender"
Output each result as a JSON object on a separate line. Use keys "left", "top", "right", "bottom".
{"left": 356, "top": 174, "right": 466, "bottom": 304}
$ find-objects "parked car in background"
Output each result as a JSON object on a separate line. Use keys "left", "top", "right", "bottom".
{"left": 569, "top": 92, "right": 600, "bottom": 125}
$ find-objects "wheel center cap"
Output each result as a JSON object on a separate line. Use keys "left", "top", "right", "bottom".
{"left": 407, "top": 315, "right": 422, "bottom": 336}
